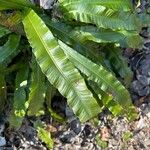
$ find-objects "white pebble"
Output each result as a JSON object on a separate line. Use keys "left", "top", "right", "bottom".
{"left": 0, "top": 136, "right": 6, "bottom": 147}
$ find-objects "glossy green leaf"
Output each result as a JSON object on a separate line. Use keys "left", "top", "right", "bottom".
{"left": 27, "top": 59, "right": 46, "bottom": 116}
{"left": 0, "top": 25, "right": 11, "bottom": 38}
{"left": 59, "top": 0, "right": 133, "bottom": 11}
{"left": 103, "top": 45, "right": 133, "bottom": 86}
{"left": 68, "top": 26, "right": 143, "bottom": 48}
{"left": 59, "top": 0, "right": 141, "bottom": 30}
{"left": 0, "top": 0, "right": 34, "bottom": 10}
{"left": 89, "top": 81, "right": 123, "bottom": 116}
{"left": 37, "top": 127, "right": 54, "bottom": 150}
{"left": 23, "top": 9, "right": 101, "bottom": 122}
{"left": 59, "top": 41, "right": 136, "bottom": 114}
{"left": 46, "top": 20, "right": 142, "bottom": 49}
{"left": 44, "top": 19, "right": 101, "bottom": 64}
{"left": 0, "top": 34, "right": 21, "bottom": 66}
{"left": 45, "top": 20, "right": 109, "bottom": 70}
{"left": 9, "top": 64, "right": 29, "bottom": 129}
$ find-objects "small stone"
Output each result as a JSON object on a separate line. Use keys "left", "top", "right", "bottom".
{"left": 137, "top": 118, "right": 146, "bottom": 129}
{"left": 139, "top": 58, "right": 150, "bottom": 76}
{"left": 137, "top": 75, "right": 150, "bottom": 86}
{"left": 131, "top": 94, "right": 139, "bottom": 102}
{"left": 136, "top": 8, "right": 142, "bottom": 13}
{"left": 40, "top": 0, "right": 54, "bottom": 9}
{"left": 100, "top": 127, "right": 110, "bottom": 142}
{"left": 70, "top": 119, "right": 81, "bottom": 135}
{"left": 83, "top": 124, "right": 92, "bottom": 137}
{"left": 145, "top": 54, "right": 150, "bottom": 59}
{"left": 146, "top": 112, "right": 150, "bottom": 118}
{"left": 140, "top": 28, "right": 149, "bottom": 38}
{"left": 138, "top": 86, "right": 150, "bottom": 96}
{"left": 131, "top": 80, "right": 144, "bottom": 93}
{"left": 127, "top": 145, "right": 135, "bottom": 150}
{"left": 13, "top": 136, "right": 21, "bottom": 148}
{"left": 142, "top": 103, "right": 150, "bottom": 118}
{"left": 59, "top": 131, "right": 76, "bottom": 143}
{"left": 144, "top": 42, "right": 150, "bottom": 48}
{"left": 0, "top": 136, "right": 6, "bottom": 147}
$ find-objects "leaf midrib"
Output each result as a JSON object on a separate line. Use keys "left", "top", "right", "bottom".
{"left": 64, "top": 47, "right": 130, "bottom": 106}
{"left": 26, "top": 13, "right": 93, "bottom": 118}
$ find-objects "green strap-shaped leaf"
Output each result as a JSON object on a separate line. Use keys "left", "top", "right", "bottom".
{"left": 46, "top": 20, "right": 142, "bottom": 49}
{"left": 37, "top": 127, "right": 54, "bottom": 150}
{"left": 0, "top": 34, "right": 20, "bottom": 66}
{"left": 27, "top": 59, "right": 46, "bottom": 116}
{"left": 0, "top": 0, "right": 34, "bottom": 10}
{"left": 59, "top": 0, "right": 141, "bottom": 30}
{"left": 59, "top": 41, "right": 134, "bottom": 110}
{"left": 9, "top": 64, "right": 29, "bottom": 129}
{"left": 59, "top": 0, "right": 133, "bottom": 11}
{"left": 68, "top": 26, "right": 143, "bottom": 48}
{"left": 23, "top": 9, "right": 101, "bottom": 122}
{"left": 0, "top": 25, "right": 11, "bottom": 38}
{"left": 44, "top": 19, "right": 112, "bottom": 69}
{"left": 44, "top": 19, "right": 101, "bottom": 64}
{"left": 103, "top": 45, "right": 133, "bottom": 86}
{"left": 89, "top": 81, "right": 123, "bottom": 116}
{"left": 34, "top": 120, "right": 54, "bottom": 149}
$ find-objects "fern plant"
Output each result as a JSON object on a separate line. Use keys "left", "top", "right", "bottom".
{"left": 0, "top": 0, "right": 142, "bottom": 130}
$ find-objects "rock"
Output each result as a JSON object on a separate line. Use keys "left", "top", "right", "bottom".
{"left": 131, "top": 94, "right": 139, "bottom": 102}
{"left": 13, "top": 136, "right": 21, "bottom": 148}
{"left": 65, "top": 106, "right": 81, "bottom": 135}
{"left": 144, "top": 42, "right": 150, "bottom": 49}
{"left": 137, "top": 117, "right": 147, "bottom": 129}
{"left": 83, "top": 124, "right": 92, "bottom": 137}
{"left": 70, "top": 119, "right": 81, "bottom": 135}
{"left": 59, "top": 131, "right": 76, "bottom": 143}
{"left": 131, "top": 80, "right": 144, "bottom": 93}
{"left": 0, "top": 136, "right": 6, "bottom": 147}
{"left": 100, "top": 127, "right": 110, "bottom": 142}
{"left": 137, "top": 75, "right": 150, "bottom": 86}
{"left": 19, "top": 122, "right": 37, "bottom": 143}
{"left": 39, "top": 0, "right": 54, "bottom": 9}
{"left": 139, "top": 54, "right": 150, "bottom": 77}
{"left": 142, "top": 103, "right": 150, "bottom": 118}
{"left": 140, "top": 27, "right": 149, "bottom": 38}
{"left": 130, "top": 53, "right": 143, "bottom": 71}
{"left": 138, "top": 86, "right": 150, "bottom": 96}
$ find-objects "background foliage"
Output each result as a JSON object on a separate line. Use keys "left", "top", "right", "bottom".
{"left": 0, "top": 0, "right": 147, "bottom": 148}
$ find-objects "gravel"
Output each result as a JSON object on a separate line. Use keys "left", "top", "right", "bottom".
{"left": 51, "top": 102, "right": 150, "bottom": 150}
